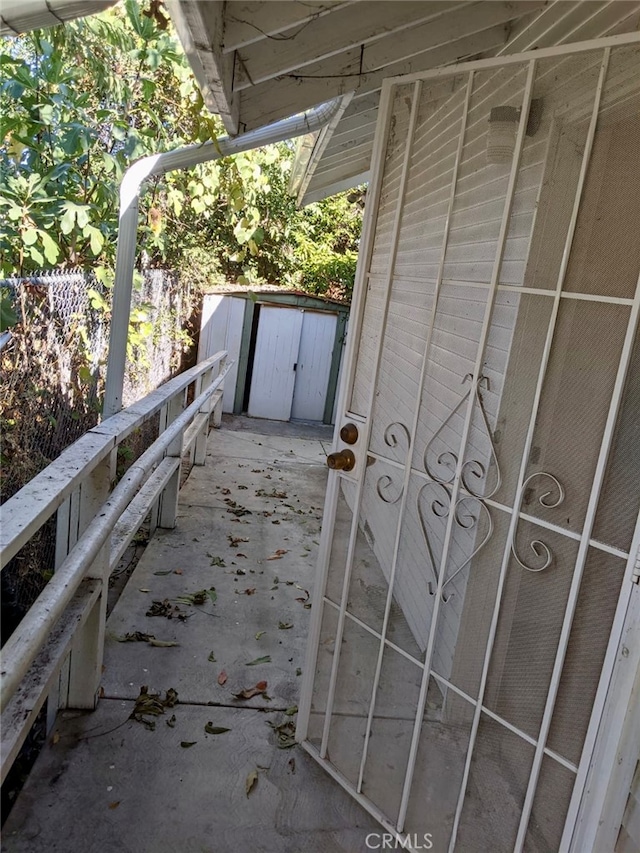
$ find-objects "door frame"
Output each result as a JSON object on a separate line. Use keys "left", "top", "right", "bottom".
{"left": 298, "top": 31, "right": 640, "bottom": 852}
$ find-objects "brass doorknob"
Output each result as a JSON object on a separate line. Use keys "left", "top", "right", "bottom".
{"left": 326, "top": 449, "right": 356, "bottom": 471}
{"left": 339, "top": 422, "right": 359, "bottom": 445}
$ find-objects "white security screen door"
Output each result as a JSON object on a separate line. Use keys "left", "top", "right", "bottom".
{"left": 299, "top": 36, "right": 640, "bottom": 852}
{"left": 247, "top": 306, "right": 303, "bottom": 420}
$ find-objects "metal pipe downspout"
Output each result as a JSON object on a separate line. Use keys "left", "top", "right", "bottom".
{"left": 103, "top": 99, "right": 343, "bottom": 418}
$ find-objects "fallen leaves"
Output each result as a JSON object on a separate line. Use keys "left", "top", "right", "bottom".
{"left": 233, "top": 680, "right": 268, "bottom": 700}
{"left": 145, "top": 599, "right": 188, "bottom": 620}
{"left": 117, "top": 632, "right": 179, "bottom": 647}
{"left": 181, "top": 741, "right": 197, "bottom": 748}
{"left": 224, "top": 498, "right": 252, "bottom": 517}
{"left": 208, "top": 651, "right": 217, "bottom": 662}
{"left": 130, "top": 686, "right": 178, "bottom": 730}
{"left": 256, "top": 489, "right": 287, "bottom": 499}
{"left": 209, "top": 556, "right": 226, "bottom": 567}
{"left": 245, "top": 655, "right": 271, "bottom": 666}
{"left": 241, "top": 587, "right": 256, "bottom": 595}
{"left": 255, "top": 631, "right": 266, "bottom": 641}
{"left": 228, "top": 535, "right": 249, "bottom": 548}
{"left": 267, "top": 719, "right": 297, "bottom": 749}
{"left": 245, "top": 769, "right": 258, "bottom": 797}
{"left": 266, "top": 549, "right": 288, "bottom": 561}
{"left": 204, "top": 723, "right": 231, "bottom": 735}
{"left": 278, "top": 621, "right": 293, "bottom": 630}
{"left": 175, "top": 587, "right": 217, "bottom": 606}
{"left": 217, "top": 670, "right": 228, "bottom": 686}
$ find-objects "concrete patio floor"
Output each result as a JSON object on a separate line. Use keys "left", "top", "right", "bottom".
{"left": 2, "top": 417, "right": 379, "bottom": 853}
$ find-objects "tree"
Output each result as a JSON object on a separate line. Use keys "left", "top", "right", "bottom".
{"left": 0, "top": 0, "right": 363, "bottom": 299}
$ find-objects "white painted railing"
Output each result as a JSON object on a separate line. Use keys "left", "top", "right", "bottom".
{"left": 0, "top": 350, "right": 229, "bottom": 783}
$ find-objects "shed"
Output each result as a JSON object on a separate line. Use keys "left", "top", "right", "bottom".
{"left": 198, "top": 286, "right": 349, "bottom": 424}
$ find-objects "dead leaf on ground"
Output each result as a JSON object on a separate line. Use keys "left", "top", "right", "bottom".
{"left": 204, "top": 723, "right": 231, "bottom": 735}
{"left": 221, "top": 488, "right": 231, "bottom": 495}
{"left": 51, "top": 732, "right": 60, "bottom": 745}
{"left": 246, "top": 769, "right": 258, "bottom": 797}
{"left": 108, "top": 801, "right": 120, "bottom": 810}
{"left": 208, "top": 651, "right": 217, "bottom": 662}
{"left": 175, "top": 587, "right": 217, "bottom": 607}
{"left": 153, "top": 570, "right": 172, "bottom": 576}
{"left": 236, "top": 553, "right": 247, "bottom": 558}
{"left": 278, "top": 621, "right": 293, "bottom": 630}
{"left": 246, "top": 655, "right": 271, "bottom": 666}
{"left": 256, "top": 489, "right": 287, "bottom": 499}
{"left": 242, "top": 587, "right": 256, "bottom": 595}
{"left": 166, "top": 714, "right": 176, "bottom": 728}
{"left": 218, "top": 670, "right": 228, "bottom": 686}
{"left": 130, "top": 686, "right": 178, "bottom": 729}
{"left": 148, "top": 638, "right": 179, "bottom": 648}
{"left": 174, "top": 569, "right": 183, "bottom": 575}
{"left": 267, "top": 719, "right": 297, "bottom": 749}
{"left": 181, "top": 741, "right": 197, "bottom": 748}
{"left": 285, "top": 705, "right": 298, "bottom": 716}
{"left": 116, "top": 631, "right": 155, "bottom": 643}
{"left": 233, "top": 681, "right": 269, "bottom": 700}
{"left": 267, "top": 549, "right": 288, "bottom": 561}
{"left": 146, "top": 599, "right": 188, "bottom": 620}
{"left": 255, "top": 631, "right": 266, "bottom": 640}
{"left": 209, "top": 556, "right": 226, "bottom": 567}
{"left": 228, "top": 535, "right": 249, "bottom": 548}
{"left": 288, "top": 758, "right": 296, "bottom": 774}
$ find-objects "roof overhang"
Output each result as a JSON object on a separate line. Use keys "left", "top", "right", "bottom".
{"left": 0, "top": 0, "right": 116, "bottom": 35}
{"left": 168, "top": 0, "right": 640, "bottom": 206}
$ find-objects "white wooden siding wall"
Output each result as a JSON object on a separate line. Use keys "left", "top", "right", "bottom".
{"left": 617, "top": 762, "right": 640, "bottom": 853}
{"left": 198, "top": 295, "right": 245, "bottom": 411}
{"left": 346, "top": 49, "right": 634, "bottom": 675}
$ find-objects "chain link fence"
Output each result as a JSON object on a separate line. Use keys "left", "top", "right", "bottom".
{"left": 0, "top": 268, "right": 198, "bottom": 637}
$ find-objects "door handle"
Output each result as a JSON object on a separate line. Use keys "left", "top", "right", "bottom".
{"left": 339, "top": 423, "right": 359, "bottom": 445}
{"left": 326, "top": 449, "right": 356, "bottom": 472}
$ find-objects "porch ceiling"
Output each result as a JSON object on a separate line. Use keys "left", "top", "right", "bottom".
{"left": 168, "top": 1, "right": 640, "bottom": 205}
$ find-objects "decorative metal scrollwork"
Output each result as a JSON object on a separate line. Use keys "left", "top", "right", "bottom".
{"left": 418, "top": 483, "right": 493, "bottom": 602}
{"left": 416, "top": 374, "right": 500, "bottom": 602}
{"left": 511, "top": 472, "right": 565, "bottom": 573}
{"left": 423, "top": 374, "right": 501, "bottom": 500}
{"left": 375, "top": 421, "right": 411, "bottom": 503}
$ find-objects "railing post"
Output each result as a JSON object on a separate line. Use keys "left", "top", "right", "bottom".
{"left": 212, "top": 355, "right": 226, "bottom": 429}
{"left": 156, "top": 389, "right": 186, "bottom": 529}
{"left": 62, "top": 458, "right": 111, "bottom": 709}
{"left": 193, "top": 365, "right": 217, "bottom": 465}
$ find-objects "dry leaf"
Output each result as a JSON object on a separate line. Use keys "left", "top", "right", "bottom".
{"left": 245, "top": 769, "right": 258, "bottom": 797}
{"left": 204, "top": 723, "right": 231, "bottom": 735}
{"left": 218, "top": 670, "right": 228, "bottom": 686}
{"left": 108, "top": 801, "right": 120, "bottom": 810}
{"left": 51, "top": 732, "right": 60, "bottom": 745}
{"left": 174, "top": 569, "right": 183, "bottom": 575}
{"left": 233, "top": 680, "right": 268, "bottom": 700}
{"left": 148, "top": 638, "right": 179, "bottom": 648}
{"left": 181, "top": 741, "right": 197, "bottom": 748}
{"left": 242, "top": 588, "right": 256, "bottom": 595}
{"left": 266, "top": 549, "right": 288, "bottom": 561}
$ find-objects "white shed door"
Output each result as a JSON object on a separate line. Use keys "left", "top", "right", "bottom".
{"left": 291, "top": 311, "right": 337, "bottom": 422}
{"left": 247, "top": 306, "right": 303, "bottom": 421}
{"left": 299, "top": 40, "right": 640, "bottom": 853}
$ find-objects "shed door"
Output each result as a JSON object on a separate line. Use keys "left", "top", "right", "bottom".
{"left": 299, "top": 42, "right": 640, "bottom": 852}
{"left": 291, "top": 311, "right": 337, "bottom": 422}
{"left": 247, "top": 306, "right": 303, "bottom": 420}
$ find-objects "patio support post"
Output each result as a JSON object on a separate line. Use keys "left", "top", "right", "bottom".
{"left": 103, "top": 99, "right": 343, "bottom": 419}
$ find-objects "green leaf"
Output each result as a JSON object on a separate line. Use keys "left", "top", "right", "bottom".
{"left": 245, "top": 655, "right": 271, "bottom": 667}
{"left": 208, "top": 651, "right": 217, "bottom": 662}
{"left": 22, "top": 228, "right": 38, "bottom": 246}
{"left": 40, "top": 230, "right": 60, "bottom": 264}
{"left": 28, "top": 245, "right": 44, "bottom": 266}
{"left": 0, "top": 295, "right": 17, "bottom": 332}
{"left": 60, "top": 205, "right": 76, "bottom": 235}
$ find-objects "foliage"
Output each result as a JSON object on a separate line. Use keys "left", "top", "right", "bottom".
{"left": 0, "top": 0, "right": 363, "bottom": 300}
